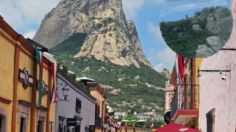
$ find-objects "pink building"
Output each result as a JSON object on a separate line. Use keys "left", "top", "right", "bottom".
{"left": 199, "top": 0, "right": 236, "bottom": 131}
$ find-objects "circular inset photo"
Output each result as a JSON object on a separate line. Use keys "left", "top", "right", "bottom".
{"left": 160, "top": 1, "right": 232, "bottom": 58}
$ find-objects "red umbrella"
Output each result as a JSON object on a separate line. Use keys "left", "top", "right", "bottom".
{"left": 155, "top": 122, "right": 200, "bottom": 132}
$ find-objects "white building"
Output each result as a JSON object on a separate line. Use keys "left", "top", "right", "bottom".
{"left": 199, "top": 1, "right": 236, "bottom": 131}
{"left": 56, "top": 69, "right": 96, "bottom": 132}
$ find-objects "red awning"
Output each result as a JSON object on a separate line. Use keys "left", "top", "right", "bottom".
{"left": 155, "top": 122, "right": 200, "bottom": 132}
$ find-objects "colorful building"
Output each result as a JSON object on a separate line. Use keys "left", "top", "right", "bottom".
{"left": 88, "top": 83, "right": 108, "bottom": 132}
{"left": 0, "top": 16, "right": 56, "bottom": 132}
{"left": 199, "top": 0, "right": 236, "bottom": 131}
{"left": 78, "top": 78, "right": 108, "bottom": 132}
{"left": 166, "top": 55, "right": 202, "bottom": 129}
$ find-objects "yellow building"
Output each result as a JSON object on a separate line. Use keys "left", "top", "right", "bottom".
{"left": 0, "top": 16, "right": 56, "bottom": 132}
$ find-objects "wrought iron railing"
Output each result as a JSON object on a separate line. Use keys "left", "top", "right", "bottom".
{"left": 170, "top": 84, "right": 199, "bottom": 118}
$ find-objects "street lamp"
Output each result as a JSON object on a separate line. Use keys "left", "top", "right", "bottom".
{"left": 62, "top": 87, "right": 70, "bottom": 101}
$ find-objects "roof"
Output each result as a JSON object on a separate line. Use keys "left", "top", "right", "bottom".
{"left": 77, "top": 77, "right": 107, "bottom": 98}
{"left": 76, "top": 77, "right": 95, "bottom": 82}
{"left": 170, "top": 65, "right": 177, "bottom": 86}
{"left": 0, "top": 16, "right": 52, "bottom": 66}
{"left": 26, "top": 39, "right": 48, "bottom": 52}
{"left": 57, "top": 69, "right": 96, "bottom": 102}
{"left": 0, "top": 16, "right": 34, "bottom": 54}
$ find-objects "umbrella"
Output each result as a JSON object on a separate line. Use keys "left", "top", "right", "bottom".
{"left": 155, "top": 122, "right": 200, "bottom": 132}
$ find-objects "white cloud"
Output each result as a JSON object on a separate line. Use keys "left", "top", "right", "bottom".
{"left": 0, "top": 0, "right": 60, "bottom": 32}
{"left": 23, "top": 30, "right": 36, "bottom": 39}
{"left": 156, "top": 47, "right": 176, "bottom": 66}
{"left": 147, "top": 22, "right": 165, "bottom": 44}
{"left": 150, "top": 0, "right": 167, "bottom": 5}
{"left": 122, "top": 0, "right": 144, "bottom": 20}
{"left": 146, "top": 22, "right": 176, "bottom": 70}
{"left": 148, "top": 47, "right": 176, "bottom": 71}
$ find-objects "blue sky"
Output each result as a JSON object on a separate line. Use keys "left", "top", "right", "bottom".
{"left": 0, "top": 0, "right": 230, "bottom": 71}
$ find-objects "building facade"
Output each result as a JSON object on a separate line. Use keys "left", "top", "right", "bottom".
{"left": 79, "top": 79, "right": 108, "bottom": 132}
{"left": 199, "top": 0, "right": 236, "bottom": 131}
{"left": 56, "top": 69, "right": 96, "bottom": 132}
{"left": 166, "top": 55, "right": 202, "bottom": 129}
{"left": 0, "top": 16, "right": 56, "bottom": 132}
{"left": 164, "top": 66, "right": 177, "bottom": 114}
{"left": 88, "top": 83, "right": 108, "bottom": 132}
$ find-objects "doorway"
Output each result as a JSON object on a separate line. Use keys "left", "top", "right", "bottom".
{"left": 0, "top": 114, "right": 6, "bottom": 132}
{"left": 20, "top": 117, "right": 26, "bottom": 132}
{"left": 37, "top": 120, "right": 44, "bottom": 132}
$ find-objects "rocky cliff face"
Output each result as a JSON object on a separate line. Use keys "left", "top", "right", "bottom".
{"left": 38, "top": 0, "right": 166, "bottom": 112}
{"left": 34, "top": 0, "right": 150, "bottom": 67}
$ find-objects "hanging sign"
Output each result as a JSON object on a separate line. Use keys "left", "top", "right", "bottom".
{"left": 19, "top": 68, "right": 33, "bottom": 88}
{"left": 42, "top": 81, "right": 49, "bottom": 96}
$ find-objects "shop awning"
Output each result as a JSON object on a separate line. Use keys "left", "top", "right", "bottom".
{"left": 155, "top": 122, "right": 200, "bottom": 132}
{"left": 172, "top": 109, "right": 198, "bottom": 125}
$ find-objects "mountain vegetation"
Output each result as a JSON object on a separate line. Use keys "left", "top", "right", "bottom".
{"left": 35, "top": 0, "right": 167, "bottom": 113}
{"left": 160, "top": 6, "right": 232, "bottom": 58}
{"left": 50, "top": 33, "right": 167, "bottom": 113}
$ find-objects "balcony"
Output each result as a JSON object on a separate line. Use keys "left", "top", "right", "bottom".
{"left": 170, "top": 84, "right": 199, "bottom": 128}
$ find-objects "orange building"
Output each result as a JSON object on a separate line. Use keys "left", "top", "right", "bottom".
{"left": 0, "top": 16, "right": 56, "bottom": 132}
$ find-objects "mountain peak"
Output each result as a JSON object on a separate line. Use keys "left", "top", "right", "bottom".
{"left": 34, "top": 0, "right": 150, "bottom": 67}
{"left": 38, "top": 0, "right": 165, "bottom": 112}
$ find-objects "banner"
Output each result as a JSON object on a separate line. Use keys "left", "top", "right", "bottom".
{"left": 43, "top": 52, "right": 58, "bottom": 103}
{"left": 36, "top": 48, "right": 44, "bottom": 105}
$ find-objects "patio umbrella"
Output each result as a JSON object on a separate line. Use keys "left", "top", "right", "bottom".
{"left": 155, "top": 122, "right": 200, "bottom": 132}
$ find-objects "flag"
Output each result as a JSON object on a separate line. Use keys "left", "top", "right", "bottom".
{"left": 50, "top": 61, "right": 58, "bottom": 103}
{"left": 43, "top": 52, "right": 58, "bottom": 103}
{"left": 177, "top": 54, "right": 184, "bottom": 81}
{"left": 36, "top": 48, "right": 44, "bottom": 106}
{"left": 175, "top": 54, "right": 185, "bottom": 109}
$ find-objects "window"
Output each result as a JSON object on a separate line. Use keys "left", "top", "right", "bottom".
{"left": 0, "top": 115, "right": 2, "bottom": 132}
{"left": 20, "top": 117, "right": 26, "bottom": 132}
{"left": 59, "top": 117, "right": 64, "bottom": 132}
{"left": 206, "top": 108, "right": 215, "bottom": 132}
{"left": 85, "top": 127, "right": 89, "bottom": 132}
{"left": 50, "top": 122, "right": 54, "bottom": 132}
{"left": 95, "top": 104, "right": 100, "bottom": 117}
{"left": 37, "top": 120, "right": 44, "bottom": 132}
{"left": 67, "top": 126, "right": 80, "bottom": 132}
{"left": 0, "top": 114, "right": 6, "bottom": 132}
{"left": 89, "top": 125, "right": 95, "bottom": 132}
{"left": 76, "top": 99, "right": 81, "bottom": 113}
